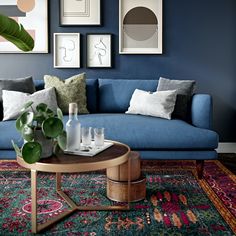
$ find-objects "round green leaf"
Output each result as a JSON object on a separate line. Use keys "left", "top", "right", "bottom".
{"left": 22, "top": 142, "right": 42, "bottom": 164}
{"left": 57, "top": 131, "right": 67, "bottom": 150}
{"left": 57, "top": 108, "right": 63, "bottom": 121}
{"left": 22, "top": 125, "right": 34, "bottom": 142}
{"left": 36, "top": 103, "right": 48, "bottom": 113}
{"left": 21, "top": 101, "right": 34, "bottom": 112}
{"left": 16, "top": 111, "right": 34, "bottom": 132}
{"left": 46, "top": 108, "right": 54, "bottom": 117}
{"left": 20, "top": 111, "right": 34, "bottom": 125}
{"left": 42, "top": 117, "right": 63, "bottom": 138}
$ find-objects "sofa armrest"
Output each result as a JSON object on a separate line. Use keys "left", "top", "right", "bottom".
{"left": 191, "top": 94, "right": 213, "bottom": 130}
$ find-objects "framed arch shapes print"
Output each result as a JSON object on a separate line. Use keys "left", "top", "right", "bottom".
{"left": 119, "top": 0, "right": 162, "bottom": 54}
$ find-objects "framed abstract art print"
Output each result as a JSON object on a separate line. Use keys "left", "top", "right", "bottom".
{"left": 54, "top": 33, "right": 80, "bottom": 68}
{"left": 0, "top": 0, "right": 48, "bottom": 53}
{"left": 119, "top": 0, "right": 162, "bottom": 54}
{"left": 60, "top": 0, "right": 101, "bottom": 26}
{"left": 86, "top": 34, "right": 112, "bottom": 68}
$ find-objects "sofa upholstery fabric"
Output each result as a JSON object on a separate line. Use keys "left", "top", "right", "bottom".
{"left": 98, "top": 79, "right": 158, "bottom": 112}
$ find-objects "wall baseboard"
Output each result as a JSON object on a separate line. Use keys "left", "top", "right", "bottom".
{"left": 217, "top": 143, "right": 236, "bottom": 153}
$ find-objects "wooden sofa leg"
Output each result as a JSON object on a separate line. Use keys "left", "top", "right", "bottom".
{"left": 196, "top": 160, "right": 204, "bottom": 179}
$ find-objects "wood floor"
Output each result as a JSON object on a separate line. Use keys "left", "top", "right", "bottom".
{"left": 218, "top": 153, "right": 236, "bottom": 174}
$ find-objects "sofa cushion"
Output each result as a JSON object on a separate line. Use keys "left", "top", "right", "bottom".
{"left": 98, "top": 79, "right": 158, "bottom": 112}
{"left": 0, "top": 76, "right": 36, "bottom": 120}
{"left": 157, "top": 77, "right": 196, "bottom": 120}
{"left": 76, "top": 114, "right": 218, "bottom": 150}
{"left": 0, "top": 114, "right": 218, "bottom": 151}
{"left": 2, "top": 88, "right": 58, "bottom": 121}
{"left": 44, "top": 73, "right": 89, "bottom": 114}
{"left": 34, "top": 79, "right": 98, "bottom": 113}
{"left": 126, "top": 89, "right": 177, "bottom": 120}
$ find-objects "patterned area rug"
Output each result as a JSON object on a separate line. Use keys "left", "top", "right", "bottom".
{"left": 0, "top": 160, "right": 235, "bottom": 235}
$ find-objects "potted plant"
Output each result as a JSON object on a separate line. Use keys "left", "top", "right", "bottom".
{"left": 12, "top": 101, "right": 66, "bottom": 164}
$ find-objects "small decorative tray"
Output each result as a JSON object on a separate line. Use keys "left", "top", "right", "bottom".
{"left": 64, "top": 141, "right": 114, "bottom": 157}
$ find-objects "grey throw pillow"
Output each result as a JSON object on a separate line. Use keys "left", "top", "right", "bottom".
{"left": 2, "top": 88, "right": 58, "bottom": 121}
{"left": 0, "top": 76, "right": 36, "bottom": 120}
{"left": 157, "top": 77, "right": 196, "bottom": 120}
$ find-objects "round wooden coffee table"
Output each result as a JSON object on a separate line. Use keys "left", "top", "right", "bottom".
{"left": 17, "top": 141, "right": 130, "bottom": 234}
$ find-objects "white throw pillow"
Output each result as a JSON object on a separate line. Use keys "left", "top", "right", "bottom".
{"left": 126, "top": 89, "right": 177, "bottom": 120}
{"left": 2, "top": 87, "right": 58, "bottom": 121}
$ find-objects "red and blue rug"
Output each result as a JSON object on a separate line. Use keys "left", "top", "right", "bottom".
{"left": 0, "top": 160, "right": 235, "bottom": 235}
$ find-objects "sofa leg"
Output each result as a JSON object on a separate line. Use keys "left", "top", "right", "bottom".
{"left": 196, "top": 160, "right": 204, "bottom": 179}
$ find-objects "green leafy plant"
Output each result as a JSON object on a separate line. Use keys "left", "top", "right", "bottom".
{"left": 0, "top": 14, "right": 34, "bottom": 51}
{"left": 12, "top": 102, "right": 66, "bottom": 164}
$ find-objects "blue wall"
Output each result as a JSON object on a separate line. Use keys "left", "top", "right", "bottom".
{"left": 0, "top": 0, "right": 235, "bottom": 141}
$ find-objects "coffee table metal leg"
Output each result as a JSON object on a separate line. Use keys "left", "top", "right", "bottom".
{"left": 31, "top": 170, "right": 37, "bottom": 233}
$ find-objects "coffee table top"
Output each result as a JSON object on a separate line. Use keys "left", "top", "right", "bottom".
{"left": 17, "top": 141, "right": 130, "bottom": 173}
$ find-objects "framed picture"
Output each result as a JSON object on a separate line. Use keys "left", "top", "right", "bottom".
{"left": 119, "top": 0, "right": 162, "bottom": 54}
{"left": 54, "top": 33, "right": 80, "bottom": 68}
{"left": 0, "top": 0, "right": 48, "bottom": 53}
{"left": 86, "top": 34, "right": 112, "bottom": 68}
{"left": 60, "top": 0, "right": 101, "bottom": 26}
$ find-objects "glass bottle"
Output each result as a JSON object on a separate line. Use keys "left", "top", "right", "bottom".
{"left": 66, "top": 103, "right": 81, "bottom": 151}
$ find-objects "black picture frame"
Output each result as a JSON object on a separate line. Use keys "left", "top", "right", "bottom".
{"left": 59, "top": 0, "right": 102, "bottom": 27}
{"left": 86, "top": 33, "right": 113, "bottom": 68}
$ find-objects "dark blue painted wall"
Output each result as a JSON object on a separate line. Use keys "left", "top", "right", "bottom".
{"left": 0, "top": 0, "right": 235, "bottom": 141}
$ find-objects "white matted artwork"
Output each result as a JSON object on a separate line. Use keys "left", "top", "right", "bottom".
{"left": 119, "top": 0, "right": 162, "bottom": 54}
{"left": 86, "top": 34, "right": 112, "bottom": 68}
{"left": 54, "top": 33, "right": 80, "bottom": 68}
{"left": 0, "top": 0, "right": 48, "bottom": 53}
{"left": 60, "top": 0, "right": 100, "bottom": 26}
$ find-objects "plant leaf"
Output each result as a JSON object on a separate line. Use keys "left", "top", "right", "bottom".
{"left": 22, "top": 142, "right": 42, "bottom": 164}
{"left": 21, "top": 101, "right": 34, "bottom": 112}
{"left": 42, "top": 117, "right": 63, "bottom": 138}
{"left": 16, "top": 111, "right": 34, "bottom": 132}
{"left": 22, "top": 125, "right": 34, "bottom": 142}
{"left": 36, "top": 103, "right": 48, "bottom": 113}
{"left": 11, "top": 140, "right": 22, "bottom": 157}
{"left": 46, "top": 108, "right": 54, "bottom": 118}
{"left": 0, "top": 14, "right": 34, "bottom": 52}
{"left": 57, "top": 108, "right": 63, "bottom": 121}
{"left": 57, "top": 131, "right": 67, "bottom": 150}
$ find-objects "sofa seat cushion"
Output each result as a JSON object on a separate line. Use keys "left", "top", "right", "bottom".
{"left": 0, "top": 114, "right": 218, "bottom": 151}
{"left": 75, "top": 114, "right": 218, "bottom": 150}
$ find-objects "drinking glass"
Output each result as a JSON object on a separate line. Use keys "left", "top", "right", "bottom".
{"left": 94, "top": 128, "right": 104, "bottom": 148}
{"left": 81, "top": 127, "right": 92, "bottom": 150}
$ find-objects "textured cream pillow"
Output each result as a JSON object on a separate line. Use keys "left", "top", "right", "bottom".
{"left": 126, "top": 89, "right": 177, "bottom": 120}
{"left": 2, "top": 88, "right": 58, "bottom": 121}
{"left": 44, "top": 73, "right": 89, "bottom": 114}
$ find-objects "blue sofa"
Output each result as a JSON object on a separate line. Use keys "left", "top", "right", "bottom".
{"left": 0, "top": 78, "right": 219, "bottom": 178}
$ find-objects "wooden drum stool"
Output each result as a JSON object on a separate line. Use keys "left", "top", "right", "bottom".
{"left": 106, "top": 151, "right": 146, "bottom": 202}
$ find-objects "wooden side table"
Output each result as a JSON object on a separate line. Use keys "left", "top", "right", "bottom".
{"left": 17, "top": 141, "right": 130, "bottom": 234}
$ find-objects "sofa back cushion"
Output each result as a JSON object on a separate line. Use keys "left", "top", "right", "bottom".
{"left": 34, "top": 79, "right": 98, "bottom": 113}
{"left": 98, "top": 79, "right": 159, "bottom": 112}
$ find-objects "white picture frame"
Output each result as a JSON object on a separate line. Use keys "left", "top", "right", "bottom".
{"left": 60, "top": 0, "right": 101, "bottom": 26}
{"left": 86, "top": 34, "right": 112, "bottom": 68}
{"left": 119, "top": 0, "right": 163, "bottom": 54}
{"left": 54, "top": 33, "right": 80, "bottom": 68}
{"left": 0, "top": 0, "right": 48, "bottom": 53}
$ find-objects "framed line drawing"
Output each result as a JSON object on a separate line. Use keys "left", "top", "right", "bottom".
{"left": 0, "top": 0, "right": 48, "bottom": 53}
{"left": 60, "top": 0, "right": 101, "bottom": 26}
{"left": 86, "top": 34, "right": 112, "bottom": 68}
{"left": 119, "top": 0, "right": 162, "bottom": 54}
{"left": 54, "top": 33, "right": 80, "bottom": 68}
